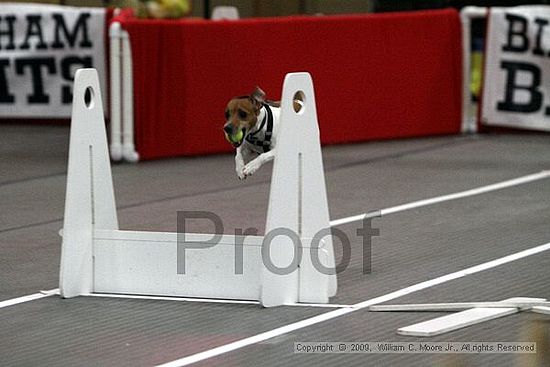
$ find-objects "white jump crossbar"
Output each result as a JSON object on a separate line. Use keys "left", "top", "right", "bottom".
{"left": 59, "top": 69, "right": 337, "bottom": 307}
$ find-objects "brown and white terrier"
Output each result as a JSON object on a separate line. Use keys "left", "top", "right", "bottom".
{"left": 223, "top": 87, "right": 281, "bottom": 179}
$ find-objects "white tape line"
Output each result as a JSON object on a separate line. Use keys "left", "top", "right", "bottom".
{"left": 40, "top": 288, "right": 60, "bottom": 296}
{"left": 86, "top": 293, "right": 352, "bottom": 308}
{"left": 283, "top": 302, "right": 354, "bottom": 308}
{"left": 87, "top": 293, "right": 260, "bottom": 305}
{"left": 155, "top": 241, "right": 550, "bottom": 367}
{"left": 532, "top": 306, "right": 550, "bottom": 315}
{"left": 0, "top": 288, "right": 59, "bottom": 309}
{"left": 1, "top": 289, "right": 351, "bottom": 309}
{"left": 330, "top": 170, "right": 550, "bottom": 227}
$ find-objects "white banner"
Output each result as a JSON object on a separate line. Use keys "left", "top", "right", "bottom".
{"left": 0, "top": 3, "right": 106, "bottom": 118}
{"left": 482, "top": 6, "right": 550, "bottom": 131}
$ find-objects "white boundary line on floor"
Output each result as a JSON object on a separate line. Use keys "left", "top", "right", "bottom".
{"left": 329, "top": 170, "right": 550, "bottom": 227}
{"left": 155, "top": 241, "right": 550, "bottom": 367}
{"left": 85, "top": 292, "right": 354, "bottom": 308}
{"left": 1, "top": 170, "right": 549, "bottom": 311}
{"left": 0, "top": 288, "right": 58, "bottom": 309}
{"left": 0, "top": 289, "right": 351, "bottom": 309}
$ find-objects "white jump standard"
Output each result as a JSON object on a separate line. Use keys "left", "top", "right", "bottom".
{"left": 59, "top": 69, "right": 337, "bottom": 307}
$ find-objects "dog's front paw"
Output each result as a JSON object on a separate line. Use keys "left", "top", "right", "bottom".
{"left": 236, "top": 165, "right": 246, "bottom": 180}
{"left": 243, "top": 159, "right": 261, "bottom": 177}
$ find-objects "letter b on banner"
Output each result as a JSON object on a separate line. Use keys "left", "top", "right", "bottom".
{"left": 497, "top": 61, "right": 542, "bottom": 113}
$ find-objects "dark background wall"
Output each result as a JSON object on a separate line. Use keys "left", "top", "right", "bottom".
{"left": 3, "top": 0, "right": 549, "bottom": 17}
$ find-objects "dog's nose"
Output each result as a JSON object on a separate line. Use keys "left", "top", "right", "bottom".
{"left": 224, "top": 124, "right": 234, "bottom": 135}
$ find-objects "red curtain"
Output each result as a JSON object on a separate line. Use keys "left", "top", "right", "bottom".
{"left": 114, "top": 9, "right": 462, "bottom": 159}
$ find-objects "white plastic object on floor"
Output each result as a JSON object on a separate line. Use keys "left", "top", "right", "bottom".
{"left": 532, "top": 306, "right": 550, "bottom": 315}
{"left": 397, "top": 297, "right": 546, "bottom": 336}
{"left": 370, "top": 300, "right": 550, "bottom": 312}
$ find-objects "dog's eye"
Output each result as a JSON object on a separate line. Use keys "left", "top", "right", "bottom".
{"left": 238, "top": 110, "right": 248, "bottom": 119}
{"left": 225, "top": 110, "right": 230, "bottom": 120}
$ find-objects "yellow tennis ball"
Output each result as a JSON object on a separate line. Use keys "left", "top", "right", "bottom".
{"left": 230, "top": 130, "right": 243, "bottom": 144}
{"left": 225, "top": 129, "right": 243, "bottom": 144}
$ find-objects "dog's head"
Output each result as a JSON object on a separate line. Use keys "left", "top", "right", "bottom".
{"left": 223, "top": 87, "right": 265, "bottom": 148}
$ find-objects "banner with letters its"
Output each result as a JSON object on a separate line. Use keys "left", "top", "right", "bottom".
{"left": 0, "top": 3, "right": 106, "bottom": 118}
{"left": 482, "top": 6, "right": 550, "bottom": 131}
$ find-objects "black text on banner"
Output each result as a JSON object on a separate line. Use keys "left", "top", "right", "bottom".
{"left": 482, "top": 6, "right": 550, "bottom": 131}
{"left": 0, "top": 4, "right": 106, "bottom": 118}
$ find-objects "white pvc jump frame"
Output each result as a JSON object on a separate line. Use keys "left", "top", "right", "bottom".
{"left": 108, "top": 10, "right": 486, "bottom": 162}
{"left": 60, "top": 69, "right": 337, "bottom": 307}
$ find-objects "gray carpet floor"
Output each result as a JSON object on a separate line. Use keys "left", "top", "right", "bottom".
{"left": 1, "top": 124, "right": 549, "bottom": 366}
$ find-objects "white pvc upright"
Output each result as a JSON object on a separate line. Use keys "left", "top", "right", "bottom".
{"left": 108, "top": 22, "right": 139, "bottom": 163}
{"left": 59, "top": 69, "right": 336, "bottom": 307}
{"left": 121, "top": 30, "right": 139, "bottom": 162}
{"left": 460, "top": 6, "right": 488, "bottom": 134}
{"left": 109, "top": 22, "right": 123, "bottom": 161}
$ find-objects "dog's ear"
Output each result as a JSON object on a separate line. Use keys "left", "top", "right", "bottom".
{"left": 250, "top": 86, "right": 266, "bottom": 105}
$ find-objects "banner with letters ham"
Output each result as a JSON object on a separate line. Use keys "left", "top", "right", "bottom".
{"left": 482, "top": 6, "right": 550, "bottom": 131}
{"left": 0, "top": 3, "right": 106, "bottom": 118}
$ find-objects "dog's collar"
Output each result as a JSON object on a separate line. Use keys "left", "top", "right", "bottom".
{"left": 245, "top": 104, "right": 273, "bottom": 153}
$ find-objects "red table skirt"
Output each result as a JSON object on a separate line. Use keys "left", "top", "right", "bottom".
{"left": 115, "top": 9, "right": 462, "bottom": 159}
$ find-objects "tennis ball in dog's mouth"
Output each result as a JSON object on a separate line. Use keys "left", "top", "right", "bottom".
{"left": 228, "top": 130, "right": 243, "bottom": 144}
